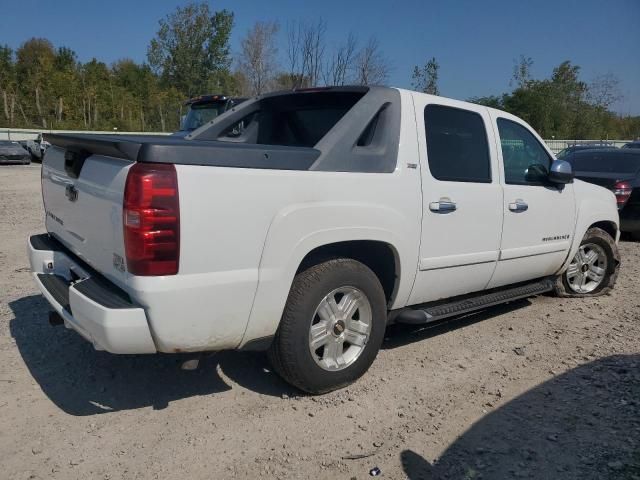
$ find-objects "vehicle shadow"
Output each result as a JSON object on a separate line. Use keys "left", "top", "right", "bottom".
{"left": 8, "top": 294, "right": 298, "bottom": 416}
{"left": 400, "top": 354, "right": 640, "bottom": 479}
{"left": 9, "top": 294, "right": 538, "bottom": 416}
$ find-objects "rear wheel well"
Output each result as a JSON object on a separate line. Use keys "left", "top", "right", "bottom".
{"left": 589, "top": 221, "right": 617, "bottom": 239}
{"left": 297, "top": 241, "right": 398, "bottom": 305}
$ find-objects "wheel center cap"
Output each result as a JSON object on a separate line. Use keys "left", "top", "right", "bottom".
{"left": 333, "top": 320, "right": 346, "bottom": 336}
{"left": 581, "top": 264, "right": 589, "bottom": 273}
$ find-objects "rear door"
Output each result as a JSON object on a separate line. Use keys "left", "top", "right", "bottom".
{"left": 409, "top": 95, "right": 503, "bottom": 304}
{"left": 487, "top": 112, "right": 575, "bottom": 288}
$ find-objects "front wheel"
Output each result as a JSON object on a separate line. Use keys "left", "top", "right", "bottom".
{"left": 268, "top": 258, "right": 387, "bottom": 394}
{"left": 555, "top": 227, "right": 619, "bottom": 297}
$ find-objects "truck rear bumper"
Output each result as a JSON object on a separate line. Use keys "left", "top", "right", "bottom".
{"left": 28, "top": 234, "right": 157, "bottom": 354}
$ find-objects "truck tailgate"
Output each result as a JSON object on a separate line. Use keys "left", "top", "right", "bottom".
{"left": 42, "top": 146, "right": 132, "bottom": 287}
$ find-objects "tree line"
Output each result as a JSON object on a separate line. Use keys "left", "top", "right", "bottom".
{"left": 0, "top": 2, "right": 638, "bottom": 139}
{"left": 469, "top": 56, "right": 639, "bottom": 140}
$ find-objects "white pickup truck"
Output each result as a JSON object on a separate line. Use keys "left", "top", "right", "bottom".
{"left": 29, "top": 87, "right": 620, "bottom": 393}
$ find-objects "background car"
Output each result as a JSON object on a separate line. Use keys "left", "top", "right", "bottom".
{"left": 173, "top": 94, "right": 246, "bottom": 137}
{"left": 0, "top": 140, "right": 31, "bottom": 165}
{"left": 622, "top": 140, "right": 640, "bottom": 149}
{"left": 20, "top": 134, "right": 51, "bottom": 162}
{"left": 556, "top": 141, "right": 615, "bottom": 159}
{"left": 566, "top": 149, "right": 640, "bottom": 239}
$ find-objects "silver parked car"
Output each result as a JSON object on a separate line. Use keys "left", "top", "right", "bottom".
{"left": 0, "top": 140, "right": 31, "bottom": 165}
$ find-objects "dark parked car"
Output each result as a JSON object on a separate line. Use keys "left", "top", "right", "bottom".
{"left": 21, "top": 134, "right": 51, "bottom": 161}
{"left": 0, "top": 140, "right": 31, "bottom": 164}
{"left": 173, "top": 94, "right": 246, "bottom": 137}
{"left": 622, "top": 141, "right": 640, "bottom": 149}
{"left": 566, "top": 149, "right": 640, "bottom": 239}
{"left": 556, "top": 142, "right": 615, "bottom": 159}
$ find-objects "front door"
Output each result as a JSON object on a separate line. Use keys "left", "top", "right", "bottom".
{"left": 409, "top": 96, "right": 503, "bottom": 305}
{"left": 487, "top": 112, "right": 576, "bottom": 288}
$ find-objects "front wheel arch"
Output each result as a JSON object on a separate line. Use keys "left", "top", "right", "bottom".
{"left": 588, "top": 220, "right": 617, "bottom": 241}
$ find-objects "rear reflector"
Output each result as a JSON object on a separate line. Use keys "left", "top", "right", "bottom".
{"left": 123, "top": 163, "right": 179, "bottom": 275}
{"left": 613, "top": 181, "right": 632, "bottom": 209}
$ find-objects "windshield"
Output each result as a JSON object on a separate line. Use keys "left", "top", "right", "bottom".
{"left": 569, "top": 152, "right": 640, "bottom": 173}
{"left": 182, "top": 101, "right": 228, "bottom": 131}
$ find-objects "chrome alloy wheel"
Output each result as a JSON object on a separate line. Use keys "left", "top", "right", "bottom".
{"left": 308, "top": 287, "right": 372, "bottom": 371}
{"left": 566, "top": 243, "right": 608, "bottom": 294}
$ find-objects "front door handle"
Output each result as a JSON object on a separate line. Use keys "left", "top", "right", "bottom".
{"left": 429, "top": 198, "right": 457, "bottom": 213}
{"left": 508, "top": 199, "right": 528, "bottom": 212}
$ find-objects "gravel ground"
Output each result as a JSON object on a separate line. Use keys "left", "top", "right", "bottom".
{"left": 0, "top": 164, "right": 638, "bottom": 480}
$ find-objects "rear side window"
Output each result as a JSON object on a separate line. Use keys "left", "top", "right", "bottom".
{"left": 424, "top": 105, "right": 491, "bottom": 183}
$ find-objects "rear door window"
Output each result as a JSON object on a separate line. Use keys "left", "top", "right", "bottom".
{"left": 424, "top": 105, "right": 491, "bottom": 183}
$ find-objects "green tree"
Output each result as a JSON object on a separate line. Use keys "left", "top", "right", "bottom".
{"left": 468, "top": 95, "right": 504, "bottom": 109}
{"left": 411, "top": 57, "right": 440, "bottom": 95}
{"left": 50, "top": 47, "right": 79, "bottom": 128}
{"left": 511, "top": 55, "right": 533, "bottom": 89}
{"left": 147, "top": 2, "right": 234, "bottom": 97}
{"left": 467, "top": 59, "right": 638, "bottom": 139}
{"left": 0, "top": 45, "right": 17, "bottom": 124}
{"left": 16, "top": 38, "right": 56, "bottom": 127}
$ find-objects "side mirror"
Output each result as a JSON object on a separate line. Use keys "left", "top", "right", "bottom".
{"left": 524, "top": 163, "right": 549, "bottom": 183}
{"left": 548, "top": 160, "right": 574, "bottom": 184}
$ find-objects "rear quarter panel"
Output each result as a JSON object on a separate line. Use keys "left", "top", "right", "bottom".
{"left": 143, "top": 89, "right": 422, "bottom": 352}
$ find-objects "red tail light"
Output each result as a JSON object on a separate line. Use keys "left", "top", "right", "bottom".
{"left": 123, "top": 163, "right": 179, "bottom": 275}
{"left": 613, "top": 181, "right": 632, "bottom": 209}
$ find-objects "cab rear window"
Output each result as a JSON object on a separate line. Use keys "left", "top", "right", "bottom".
{"left": 218, "top": 91, "right": 366, "bottom": 148}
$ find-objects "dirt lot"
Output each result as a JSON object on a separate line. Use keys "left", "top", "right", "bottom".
{"left": 0, "top": 164, "right": 638, "bottom": 479}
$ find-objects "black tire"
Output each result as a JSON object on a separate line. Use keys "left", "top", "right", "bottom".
{"left": 554, "top": 227, "right": 620, "bottom": 297}
{"left": 631, "top": 231, "right": 640, "bottom": 242}
{"left": 268, "top": 258, "right": 387, "bottom": 394}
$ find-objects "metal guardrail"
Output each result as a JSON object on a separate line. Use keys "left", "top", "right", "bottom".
{"left": 544, "top": 139, "right": 631, "bottom": 154}
{"left": 0, "top": 127, "right": 632, "bottom": 154}
{"left": 0, "top": 128, "right": 170, "bottom": 141}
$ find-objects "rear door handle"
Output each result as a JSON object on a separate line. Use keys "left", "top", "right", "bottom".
{"left": 508, "top": 199, "right": 528, "bottom": 212}
{"left": 429, "top": 199, "right": 457, "bottom": 213}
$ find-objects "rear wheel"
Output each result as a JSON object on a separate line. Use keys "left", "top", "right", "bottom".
{"left": 555, "top": 227, "right": 619, "bottom": 297}
{"left": 268, "top": 258, "right": 387, "bottom": 394}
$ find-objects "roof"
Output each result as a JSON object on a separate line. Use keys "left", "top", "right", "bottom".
{"left": 184, "top": 95, "right": 230, "bottom": 106}
{"left": 569, "top": 148, "right": 640, "bottom": 158}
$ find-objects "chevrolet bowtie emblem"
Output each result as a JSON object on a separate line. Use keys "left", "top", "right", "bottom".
{"left": 65, "top": 184, "right": 78, "bottom": 202}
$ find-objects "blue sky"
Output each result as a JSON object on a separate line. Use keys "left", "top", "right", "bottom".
{"left": 2, "top": 0, "right": 639, "bottom": 114}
